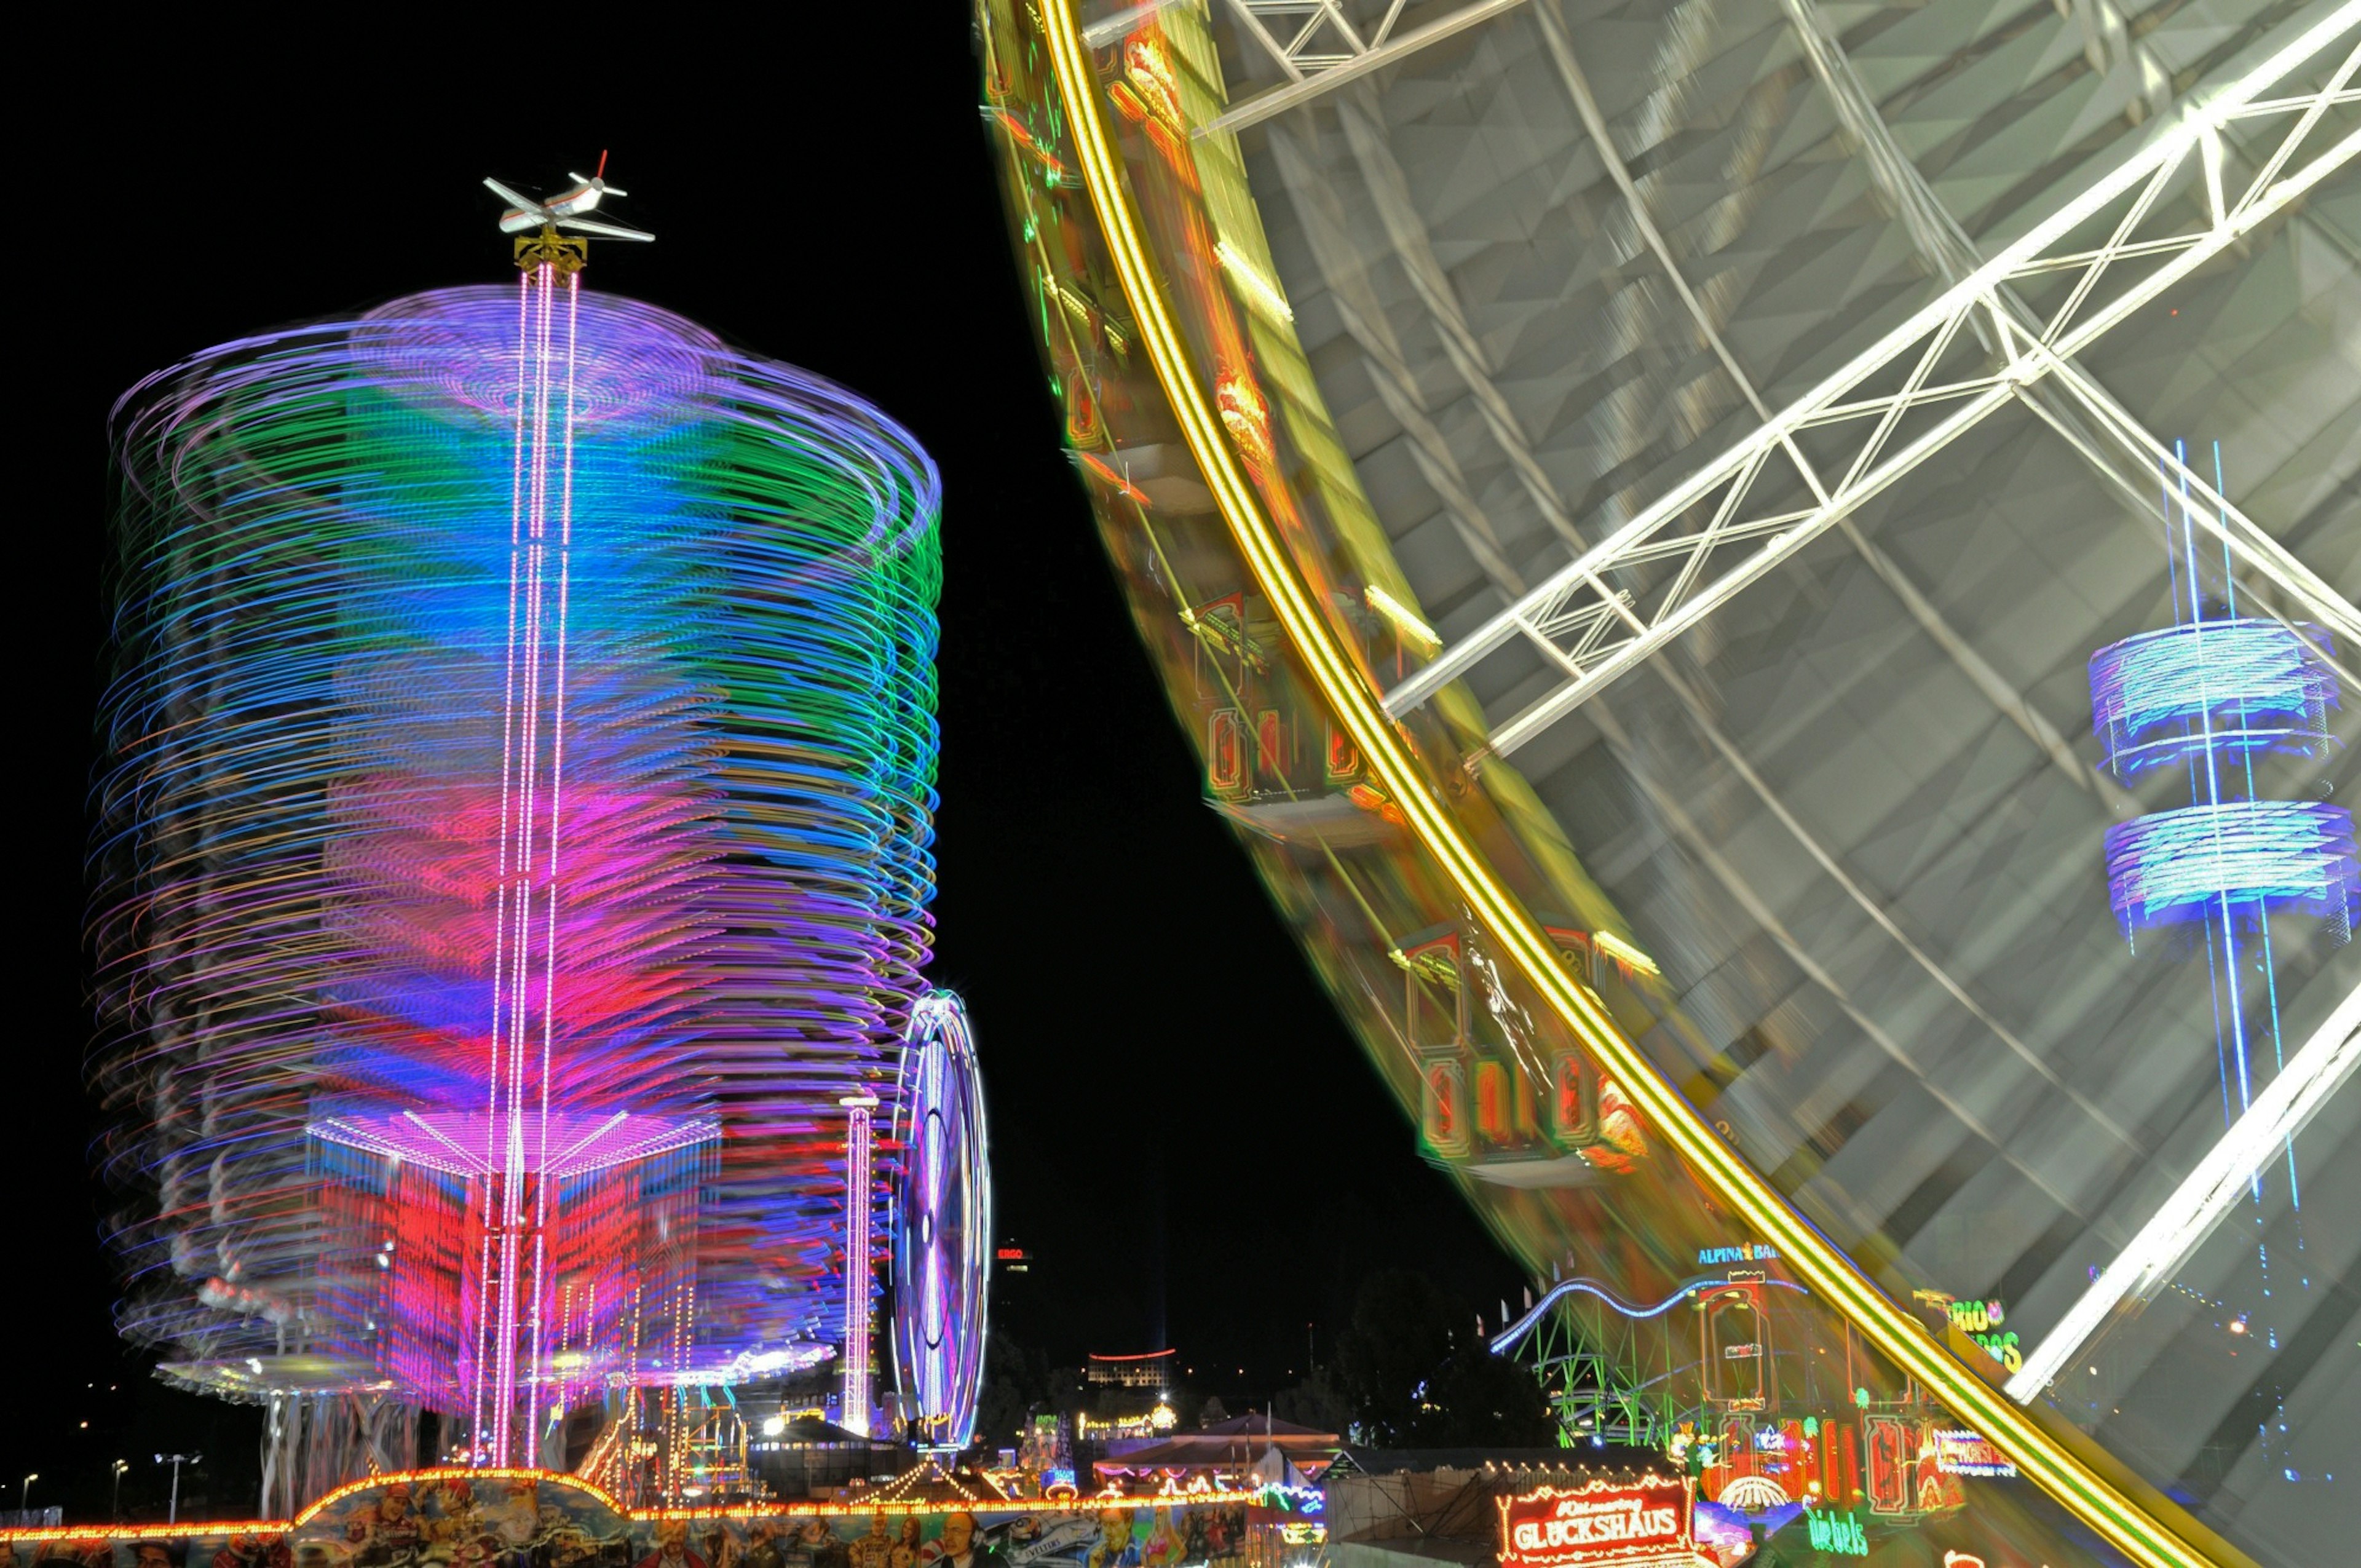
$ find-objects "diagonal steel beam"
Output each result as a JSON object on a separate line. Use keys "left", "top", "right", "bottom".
{"left": 2008, "top": 982, "right": 2361, "bottom": 1402}
{"left": 1773, "top": 0, "right": 2332, "bottom": 797}
{"left": 1383, "top": 8, "right": 2361, "bottom": 747}
{"left": 1199, "top": 0, "right": 1532, "bottom": 136}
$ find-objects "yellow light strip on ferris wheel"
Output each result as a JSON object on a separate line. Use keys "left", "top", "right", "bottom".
{"left": 1037, "top": 6, "right": 2245, "bottom": 1564}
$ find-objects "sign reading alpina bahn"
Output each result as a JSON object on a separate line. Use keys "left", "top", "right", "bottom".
{"left": 1495, "top": 1477, "right": 1707, "bottom": 1568}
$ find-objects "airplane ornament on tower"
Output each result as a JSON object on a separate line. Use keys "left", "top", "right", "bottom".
{"left": 484, "top": 151, "right": 654, "bottom": 263}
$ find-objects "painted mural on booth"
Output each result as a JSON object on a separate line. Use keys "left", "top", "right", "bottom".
{"left": 6, "top": 1477, "right": 1256, "bottom": 1568}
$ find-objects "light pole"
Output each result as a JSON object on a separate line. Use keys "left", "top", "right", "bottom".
{"left": 112, "top": 1459, "right": 129, "bottom": 1522}
{"left": 155, "top": 1454, "right": 199, "bottom": 1526}
{"left": 18, "top": 1474, "right": 35, "bottom": 1522}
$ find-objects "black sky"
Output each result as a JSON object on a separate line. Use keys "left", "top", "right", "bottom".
{"left": 18, "top": 15, "right": 1522, "bottom": 1521}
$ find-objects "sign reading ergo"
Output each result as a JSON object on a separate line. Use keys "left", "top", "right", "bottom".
{"left": 1496, "top": 1476, "right": 1699, "bottom": 1568}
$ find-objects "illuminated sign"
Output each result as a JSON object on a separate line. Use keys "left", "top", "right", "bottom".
{"left": 1495, "top": 1477, "right": 1696, "bottom": 1568}
{"left": 1278, "top": 1525, "right": 1327, "bottom": 1546}
{"left": 1944, "top": 1299, "right": 2003, "bottom": 1332}
{"left": 1804, "top": 1508, "right": 1867, "bottom": 1557}
{"left": 1932, "top": 1429, "right": 2017, "bottom": 1479}
{"left": 1944, "top": 1298, "right": 2022, "bottom": 1373}
{"left": 1696, "top": 1243, "right": 1778, "bottom": 1265}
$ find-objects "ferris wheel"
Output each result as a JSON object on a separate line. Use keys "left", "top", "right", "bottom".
{"left": 890, "top": 991, "right": 991, "bottom": 1452}
{"left": 976, "top": 1, "right": 2361, "bottom": 1560}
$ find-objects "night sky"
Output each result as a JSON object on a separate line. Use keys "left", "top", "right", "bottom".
{"left": 20, "top": 18, "right": 1524, "bottom": 1522}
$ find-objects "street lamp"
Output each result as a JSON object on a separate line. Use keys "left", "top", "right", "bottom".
{"left": 112, "top": 1459, "right": 129, "bottom": 1522}
{"left": 18, "top": 1474, "right": 36, "bottom": 1521}
{"left": 155, "top": 1454, "right": 200, "bottom": 1526}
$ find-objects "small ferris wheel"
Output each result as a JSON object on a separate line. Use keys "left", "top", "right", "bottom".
{"left": 890, "top": 991, "right": 992, "bottom": 1451}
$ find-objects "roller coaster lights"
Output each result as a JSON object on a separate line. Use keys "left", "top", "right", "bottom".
{"left": 1489, "top": 1277, "right": 1810, "bottom": 1355}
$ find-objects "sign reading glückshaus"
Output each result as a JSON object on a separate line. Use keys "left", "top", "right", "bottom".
{"left": 1495, "top": 1476, "right": 1704, "bottom": 1568}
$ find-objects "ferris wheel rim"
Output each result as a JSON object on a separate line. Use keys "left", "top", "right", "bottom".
{"left": 888, "top": 989, "right": 990, "bottom": 1449}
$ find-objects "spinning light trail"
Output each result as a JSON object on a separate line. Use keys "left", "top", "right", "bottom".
{"left": 94, "top": 279, "right": 941, "bottom": 1470}
{"left": 2038, "top": 444, "right": 2352, "bottom": 1475}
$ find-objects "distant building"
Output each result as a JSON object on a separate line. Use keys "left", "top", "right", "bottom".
{"left": 1086, "top": 1349, "right": 1176, "bottom": 1390}
{"left": 745, "top": 1415, "right": 908, "bottom": 1501}
{"left": 1096, "top": 1414, "right": 1339, "bottom": 1492}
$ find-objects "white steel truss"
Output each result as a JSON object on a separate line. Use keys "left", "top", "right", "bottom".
{"left": 2007, "top": 982, "right": 2361, "bottom": 1402}
{"left": 1200, "top": 0, "right": 1533, "bottom": 136}
{"left": 1382, "top": 9, "right": 2361, "bottom": 757}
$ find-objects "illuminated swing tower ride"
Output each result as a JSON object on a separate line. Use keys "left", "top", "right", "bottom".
{"left": 93, "top": 168, "right": 992, "bottom": 1505}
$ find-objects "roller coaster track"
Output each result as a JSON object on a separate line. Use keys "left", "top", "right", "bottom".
{"left": 1488, "top": 1275, "right": 1811, "bottom": 1357}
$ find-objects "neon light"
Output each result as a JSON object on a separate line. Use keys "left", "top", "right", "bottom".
{"left": 1495, "top": 1478, "right": 1697, "bottom": 1568}
{"left": 1489, "top": 1275, "right": 1808, "bottom": 1353}
{"left": 2103, "top": 801, "right": 2359, "bottom": 933}
{"left": 1931, "top": 1430, "right": 2017, "bottom": 1479}
{"left": 1717, "top": 1476, "right": 1790, "bottom": 1510}
{"left": 841, "top": 1093, "right": 878, "bottom": 1435}
{"left": 2087, "top": 619, "right": 2338, "bottom": 778}
{"left": 1804, "top": 1508, "right": 1867, "bottom": 1556}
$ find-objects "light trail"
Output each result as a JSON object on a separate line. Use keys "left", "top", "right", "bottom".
{"left": 95, "top": 285, "right": 943, "bottom": 1456}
